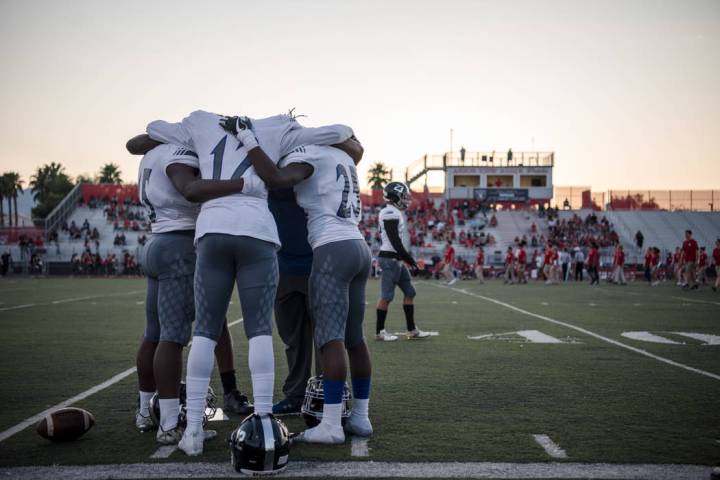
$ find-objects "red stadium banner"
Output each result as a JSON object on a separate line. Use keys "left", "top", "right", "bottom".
{"left": 0, "top": 227, "right": 45, "bottom": 244}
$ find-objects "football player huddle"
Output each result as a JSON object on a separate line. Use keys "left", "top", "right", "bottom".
{"left": 126, "top": 110, "right": 372, "bottom": 473}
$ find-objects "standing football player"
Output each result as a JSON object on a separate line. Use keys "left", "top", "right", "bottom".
{"left": 146, "top": 111, "right": 354, "bottom": 455}
{"left": 127, "top": 134, "right": 260, "bottom": 444}
{"left": 474, "top": 247, "right": 485, "bottom": 284}
{"left": 221, "top": 118, "right": 372, "bottom": 444}
{"left": 712, "top": 239, "right": 720, "bottom": 292}
{"left": 443, "top": 240, "right": 457, "bottom": 285}
{"left": 374, "top": 182, "right": 430, "bottom": 341}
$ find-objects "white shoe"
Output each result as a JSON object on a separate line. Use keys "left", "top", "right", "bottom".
{"left": 156, "top": 424, "right": 184, "bottom": 445}
{"left": 344, "top": 415, "right": 373, "bottom": 437}
{"left": 407, "top": 328, "right": 431, "bottom": 339}
{"left": 294, "top": 423, "right": 344, "bottom": 444}
{"left": 135, "top": 411, "right": 155, "bottom": 433}
{"left": 447, "top": 278, "right": 458, "bottom": 286}
{"left": 178, "top": 429, "right": 217, "bottom": 456}
{"left": 376, "top": 330, "right": 398, "bottom": 342}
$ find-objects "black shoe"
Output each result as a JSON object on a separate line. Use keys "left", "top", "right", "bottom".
{"left": 691, "top": 285, "right": 699, "bottom": 290}
{"left": 223, "top": 389, "right": 253, "bottom": 415}
{"left": 272, "top": 398, "right": 302, "bottom": 416}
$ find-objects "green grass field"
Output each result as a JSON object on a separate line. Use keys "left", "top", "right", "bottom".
{"left": 0, "top": 277, "right": 718, "bottom": 477}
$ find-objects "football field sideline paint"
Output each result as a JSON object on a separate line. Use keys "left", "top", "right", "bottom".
{"left": 0, "top": 318, "right": 244, "bottom": 443}
{"left": 0, "top": 461, "right": 711, "bottom": 479}
{"left": 517, "top": 330, "right": 563, "bottom": 344}
{"left": 596, "top": 287, "right": 720, "bottom": 307}
{"left": 621, "top": 331, "right": 682, "bottom": 345}
{"left": 426, "top": 283, "right": 720, "bottom": 382}
{"left": 350, "top": 436, "right": 369, "bottom": 457}
{"left": 0, "top": 289, "right": 144, "bottom": 312}
{"left": 149, "top": 445, "right": 177, "bottom": 459}
{"left": 532, "top": 434, "right": 568, "bottom": 458}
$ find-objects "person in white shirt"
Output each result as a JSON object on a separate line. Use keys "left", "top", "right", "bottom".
{"left": 219, "top": 116, "right": 370, "bottom": 445}
{"left": 146, "top": 111, "right": 354, "bottom": 455}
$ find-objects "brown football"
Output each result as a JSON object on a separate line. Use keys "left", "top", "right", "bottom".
{"left": 36, "top": 407, "right": 95, "bottom": 442}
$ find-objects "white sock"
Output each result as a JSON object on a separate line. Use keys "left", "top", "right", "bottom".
{"left": 248, "top": 335, "right": 274, "bottom": 414}
{"left": 185, "top": 336, "right": 217, "bottom": 432}
{"left": 139, "top": 391, "right": 154, "bottom": 416}
{"left": 159, "top": 398, "right": 180, "bottom": 431}
{"left": 352, "top": 398, "right": 369, "bottom": 418}
{"left": 320, "top": 402, "right": 343, "bottom": 430}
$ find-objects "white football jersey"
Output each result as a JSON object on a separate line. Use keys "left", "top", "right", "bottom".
{"left": 378, "top": 205, "right": 408, "bottom": 253}
{"left": 147, "top": 111, "right": 353, "bottom": 245}
{"left": 281, "top": 145, "right": 363, "bottom": 249}
{"left": 138, "top": 144, "right": 200, "bottom": 234}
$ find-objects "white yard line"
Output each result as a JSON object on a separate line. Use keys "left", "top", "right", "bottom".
{"left": 427, "top": 283, "right": 720, "bottom": 382}
{"left": 149, "top": 445, "right": 177, "bottom": 459}
{"left": 532, "top": 434, "right": 568, "bottom": 459}
{"left": 0, "top": 290, "right": 144, "bottom": 312}
{"left": 350, "top": 436, "right": 370, "bottom": 457}
{"left": 0, "top": 461, "right": 711, "bottom": 479}
{"left": 596, "top": 287, "right": 720, "bottom": 307}
{"left": 0, "top": 317, "right": 244, "bottom": 443}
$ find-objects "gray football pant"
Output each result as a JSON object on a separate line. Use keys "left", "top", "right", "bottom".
{"left": 141, "top": 230, "right": 196, "bottom": 345}
{"left": 310, "top": 239, "right": 371, "bottom": 349}
{"left": 274, "top": 274, "right": 321, "bottom": 401}
{"left": 193, "top": 234, "right": 278, "bottom": 341}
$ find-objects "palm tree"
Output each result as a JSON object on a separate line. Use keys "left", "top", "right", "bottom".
{"left": 367, "top": 162, "right": 391, "bottom": 190}
{"left": 97, "top": 163, "right": 123, "bottom": 184}
{"left": 29, "top": 162, "right": 74, "bottom": 221}
{"left": 75, "top": 174, "right": 94, "bottom": 185}
{"left": 0, "top": 175, "right": 8, "bottom": 227}
{"left": 5, "top": 172, "right": 24, "bottom": 227}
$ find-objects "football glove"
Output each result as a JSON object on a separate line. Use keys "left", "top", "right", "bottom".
{"left": 242, "top": 174, "right": 267, "bottom": 198}
{"left": 218, "top": 116, "right": 259, "bottom": 151}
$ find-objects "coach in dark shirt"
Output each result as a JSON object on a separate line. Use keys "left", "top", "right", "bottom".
{"left": 269, "top": 188, "right": 319, "bottom": 414}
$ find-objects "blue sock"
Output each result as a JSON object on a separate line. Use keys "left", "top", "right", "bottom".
{"left": 351, "top": 377, "right": 371, "bottom": 400}
{"left": 322, "top": 379, "right": 345, "bottom": 404}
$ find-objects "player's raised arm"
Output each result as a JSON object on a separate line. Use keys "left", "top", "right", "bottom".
{"left": 146, "top": 119, "right": 194, "bottom": 149}
{"left": 331, "top": 136, "right": 364, "bottom": 165}
{"left": 219, "top": 116, "right": 313, "bottom": 190}
{"left": 166, "top": 163, "right": 264, "bottom": 203}
{"left": 280, "top": 122, "right": 354, "bottom": 157}
{"left": 126, "top": 134, "right": 162, "bottom": 155}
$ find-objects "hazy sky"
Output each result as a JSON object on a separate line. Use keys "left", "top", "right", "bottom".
{"left": 0, "top": 0, "right": 718, "bottom": 191}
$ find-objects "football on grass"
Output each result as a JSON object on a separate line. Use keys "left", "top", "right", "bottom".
{"left": 36, "top": 407, "right": 95, "bottom": 442}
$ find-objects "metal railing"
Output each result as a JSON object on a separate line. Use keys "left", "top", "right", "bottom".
{"left": 43, "top": 183, "right": 82, "bottom": 233}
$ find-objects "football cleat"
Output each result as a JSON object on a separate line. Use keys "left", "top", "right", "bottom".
{"left": 178, "top": 429, "right": 217, "bottom": 456}
{"left": 272, "top": 397, "right": 302, "bottom": 416}
{"left": 375, "top": 330, "right": 398, "bottom": 342}
{"left": 293, "top": 423, "right": 345, "bottom": 444}
{"left": 343, "top": 414, "right": 373, "bottom": 437}
{"left": 223, "top": 389, "right": 253, "bottom": 416}
{"left": 156, "top": 424, "right": 184, "bottom": 445}
{"left": 447, "top": 278, "right": 458, "bottom": 286}
{"left": 135, "top": 411, "right": 155, "bottom": 433}
{"left": 229, "top": 413, "right": 290, "bottom": 475}
{"left": 407, "top": 328, "right": 431, "bottom": 339}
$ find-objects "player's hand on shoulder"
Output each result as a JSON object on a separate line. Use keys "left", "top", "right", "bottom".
{"left": 219, "top": 115, "right": 258, "bottom": 150}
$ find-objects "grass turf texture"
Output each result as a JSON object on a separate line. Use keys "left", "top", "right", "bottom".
{"left": 0, "top": 277, "right": 718, "bottom": 468}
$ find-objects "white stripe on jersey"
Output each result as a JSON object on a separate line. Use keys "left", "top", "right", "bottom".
{"left": 281, "top": 145, "right": 363, "bottom": 249}
{"left": 138, "top": 144, "right": 200, "bottom": 234}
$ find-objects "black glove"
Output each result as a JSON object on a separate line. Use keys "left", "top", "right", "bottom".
{"left": 218, "top": 115, "right": 253, "bottom": 136}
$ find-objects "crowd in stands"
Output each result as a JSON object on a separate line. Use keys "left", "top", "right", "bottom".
{"left": 70, "top": 251, "right": 139, "bottom": 276}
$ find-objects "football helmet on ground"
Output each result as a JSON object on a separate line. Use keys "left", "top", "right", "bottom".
{"left": 229, "top": 413, "right": 290, "bottom": 475}
{"left": 301, "top": 376, "right": 352, "bottom": 428}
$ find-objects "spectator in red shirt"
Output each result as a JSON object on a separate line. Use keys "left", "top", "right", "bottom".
{"left": 443, "top": 240, "right": 456, "bottom": 285}
{"left": 542, "top": 245, "right": 554, "bottom": 284}
{"left": 587, "top": 241, "right": 600, "bottom": 286}
{"left": 681, "top": 230, "right": 699, "bottom": 289}
{"left": 612, "top": 245, "right": 626, "bottom": 285}
{"left": 644, "top": 247, "right": 653, "bottom": 283}
{"left": 672, "top": 247, "right": 683, "bottom": 285}
{"left": 713, "top": 239, "right": 720, "bottom": 292}
{"left": 503, "top": 246, "right": 515, "bottom": 284}
{"left": 474, "top": 248, "right": 485, "bottom": 284}
{"left": 517, "top": 242, "right": 528, "bottom": 284}
{"left": 697, "top": 247, "right": 708, "bottom": 285}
